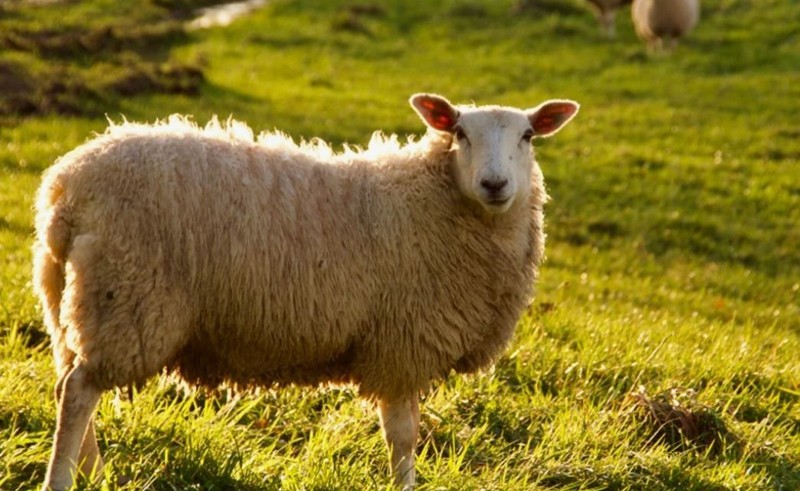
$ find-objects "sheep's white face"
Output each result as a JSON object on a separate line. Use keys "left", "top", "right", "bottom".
{"left": 410, "top": 94, "right": 579, "bottom": 215}
{"left": 449, "top": 108, "right": 536, "bottom": 214}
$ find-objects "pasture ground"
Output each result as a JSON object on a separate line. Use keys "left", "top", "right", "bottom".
{"left": 1, "top": 0, "right": 799, "bottom": 489}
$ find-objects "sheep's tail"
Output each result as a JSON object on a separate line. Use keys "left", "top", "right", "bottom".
{"left": 32, "top": 169, "right": 75, "bottom": 378}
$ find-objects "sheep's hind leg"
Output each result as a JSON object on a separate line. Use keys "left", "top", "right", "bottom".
{"left": 600, "top": 11, "right": 616, "bottom": 38}
{"left": 378, "top": 394, "right": 420, "bottom": 490}
{"left": 43, "top": 364, "right": 102, "bottom": 491}
{"left": 53, "top": 356, "right": 103, "bottom": 481}
{"left": 78, "top": 417, "right": 103, "bottom": 478}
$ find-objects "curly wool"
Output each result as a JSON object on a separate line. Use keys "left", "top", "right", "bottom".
{"left": 33, "top": 115, "right": 546, "bottom": 401}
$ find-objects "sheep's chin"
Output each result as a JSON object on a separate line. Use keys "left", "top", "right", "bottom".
{"left": 479, "top": 198, "right": 514, "bottom": 215}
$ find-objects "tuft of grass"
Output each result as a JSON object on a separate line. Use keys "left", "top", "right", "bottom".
{"left": 625, "top": 386, "right": 735, "bottom": 454}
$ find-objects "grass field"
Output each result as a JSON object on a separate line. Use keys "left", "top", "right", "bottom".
{"left": 1, "top": 0, "right": 799, "bottom": 489}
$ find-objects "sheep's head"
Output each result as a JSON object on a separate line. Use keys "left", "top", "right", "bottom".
{"left": 410, "top": 93, "right": 579, "bottom": 214}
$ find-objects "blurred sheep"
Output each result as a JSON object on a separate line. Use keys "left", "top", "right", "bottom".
{"left": 585, "top": 0, "right": 633, "bottom": 38}
{"left": 632, "top": 0, "right": 700, "bottom": 50}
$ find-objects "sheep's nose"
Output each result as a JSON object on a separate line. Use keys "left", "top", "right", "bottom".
{"left": 480, "top": 178, "right": 508, "bottom": 194}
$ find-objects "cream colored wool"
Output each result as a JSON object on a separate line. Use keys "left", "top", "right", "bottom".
{"left": 632, "top": 0, "right": 700, "bottom": 49}
{"left": 35, "top": 95, "right": 579, "bottom": 490}
{"left": 35, "top": 115, "right": 544, "bottom": 398}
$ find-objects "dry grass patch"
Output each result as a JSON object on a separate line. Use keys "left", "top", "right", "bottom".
{"left": 626, "top": 386, "right": 736, "bottom": 455}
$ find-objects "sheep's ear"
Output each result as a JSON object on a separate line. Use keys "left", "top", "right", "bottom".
{"left": 526, "top": 100, "right": 580, "bottom": 138}
{"left": 409, "top": 93, "right": 460, "bottom": 133}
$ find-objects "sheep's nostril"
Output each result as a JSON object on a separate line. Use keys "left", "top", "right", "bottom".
{"left": 480, "top": 178, "right": 508, "bottom": 194}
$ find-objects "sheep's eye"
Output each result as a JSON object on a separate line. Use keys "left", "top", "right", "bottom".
{"left": 522, "top": 129, "right": 535, "bottom": 142}
{"left": 454, "top": 126, "right": 467, "bottom": 141}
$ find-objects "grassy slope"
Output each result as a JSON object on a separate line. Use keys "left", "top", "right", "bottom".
{"left": 1, "top": 0, "right": 799, "bottom": 489}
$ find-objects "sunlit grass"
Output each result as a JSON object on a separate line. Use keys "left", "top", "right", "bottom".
{"left": 1, "top": 0, "right": 799, "bottom": 489}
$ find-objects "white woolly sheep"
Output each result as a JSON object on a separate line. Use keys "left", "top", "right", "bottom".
{"left": 584, "top": 0, "right": 632, "bottom": 38}
{"left": 34, "top": 93, "right": 579, "bottom": 490}
{"left": 632, "top": 0, "right": 700, "bottom": 50}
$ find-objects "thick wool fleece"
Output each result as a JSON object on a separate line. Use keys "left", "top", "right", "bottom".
{"left": 33, "top": 117, "right": 546, "bottom": 401}
{"left": 632, "top": 0, "right": 699, "bottom": 45}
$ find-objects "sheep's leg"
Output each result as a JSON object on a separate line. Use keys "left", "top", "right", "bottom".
{"left": 43, "top": 364, "right": 102, "bottom": 491}
{"left": 52, "top": 354, "right": 103, "bottom": 480}
{"left": 378, "top": 394, "right": 420, "bottom": 490}
{"left": 78, "top": 417, "right": 103, "bottom": 478}
{"left": 666, "top": 36, "right": 679, "bottom": 51}
{"left": 600, "top": 11, "right": 616, "bottom": 38}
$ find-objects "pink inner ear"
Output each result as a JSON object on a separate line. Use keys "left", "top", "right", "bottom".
{"left": 432, "top": 112, "right": 456, "bottom": 129}
{"left": 416, "top": 96, "right": 457, "bottom": 131}
{"left": 532, "top": 103, "right": 577, "bottom": 135}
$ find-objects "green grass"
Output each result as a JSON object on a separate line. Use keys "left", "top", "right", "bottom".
{"left": 1, "top": 0, "right": 799, "bottom": 489}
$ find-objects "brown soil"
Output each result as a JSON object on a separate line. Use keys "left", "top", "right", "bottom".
{"left": 0, "top": 15, "right": 205, "bottom": 120}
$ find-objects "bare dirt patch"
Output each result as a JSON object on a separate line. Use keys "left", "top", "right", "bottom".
{"left": 0, "top": 7, "right": 206, "bottom": 120}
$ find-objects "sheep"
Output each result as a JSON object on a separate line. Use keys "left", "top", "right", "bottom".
{"left": 584, "top": 0, "right": 633, "bottom": 38}
{"left": 631, "top": 0, "right": 700, "bottom": 50}
{"left": 34, "top": 93, "right": 579, "bottom": 490}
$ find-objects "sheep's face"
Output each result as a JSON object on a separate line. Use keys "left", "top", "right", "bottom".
{"left": 448, "top": 109, "right": 537, "bottom": 214}
{"left": 410, "top": 94, "right": 579, "bottom": 215}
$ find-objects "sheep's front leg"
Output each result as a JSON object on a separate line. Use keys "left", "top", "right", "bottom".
{"left": 378, "top": 394, "right": 420, "bottom": 490}
{"left": 43, "top": 364, "right": 102, "bottom": 491}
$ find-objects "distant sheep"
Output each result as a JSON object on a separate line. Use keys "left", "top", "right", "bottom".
{"left": 632, "top": 0, "right": 700, "bottom": 50}
{"left": 35, "top": 93, "right": 579, "bottom": 490}
{"left": 585, "top": 0, "right": 633, "bottom": 38}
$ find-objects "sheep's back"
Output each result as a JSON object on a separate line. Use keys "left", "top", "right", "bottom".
{"left": 54, "top": 130, "right": 376, "bottom": 386}
{"left": 48, "top": 124, "right": 545, "bottom": 398}
{"left": 633, "top": 0, "right": 699, "bottom": 41}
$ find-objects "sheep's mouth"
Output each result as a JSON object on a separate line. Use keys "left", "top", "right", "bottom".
{"left": 486, "top": 196, "right": 511, "bottom": 206}
{"left": 488, "top": 196, "right": 510, "bottom": 205}
{"left": 481, "top": 196, "right": 513, "bottom": 214}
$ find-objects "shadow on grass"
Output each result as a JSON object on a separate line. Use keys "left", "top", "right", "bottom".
{"left": 534, "top": 436, "right": 800, "bottom": 490}
{"left": 549, "top": 173, "right": 799, "bottom": 279}
{"left": 0, "top": 215, "right": 33, "bottom": 236}
{"left": 0, "top": 5, "right": 205, "bottom": 123}
{"left": 536, "top": 463, "right": 731, "bottom": 491}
